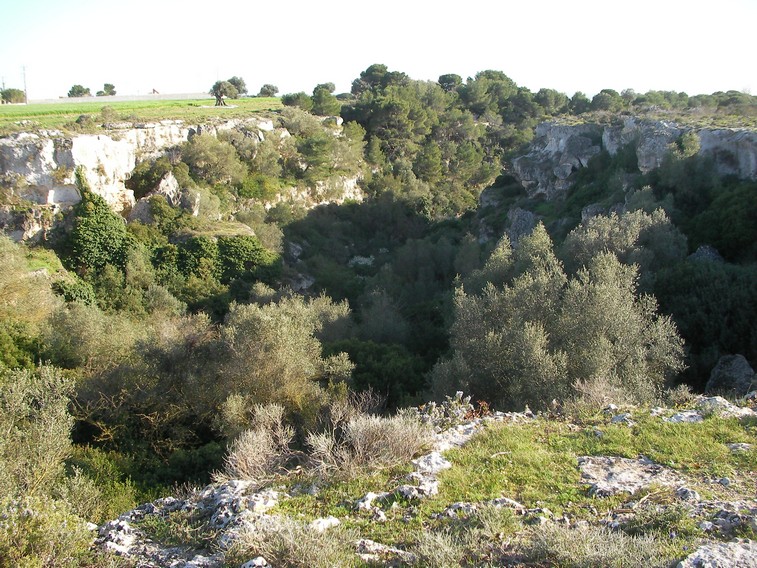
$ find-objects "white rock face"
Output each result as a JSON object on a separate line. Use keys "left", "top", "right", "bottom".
{"left": 677, "top": 539, "right": 757, "bottom": 568}
{"left": 0, "top": 117, "right": 276, "bottom": 214}
{"left": 698, "top": 129, "right": 757, "bottom": 179}
{"left": 511, "top": 119, "right": 757, "bottom": 199}
{"left": 578, "top": 455, "right": 686, "bottom": 496}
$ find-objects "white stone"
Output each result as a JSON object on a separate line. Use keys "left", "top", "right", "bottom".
{"left": 677, "top": 539, "right": 757, "bottom": 568}
{"left": 412, "top": 451, "right": 452, "bottom": 474}
{"left": 309, "top": 516, "right": 341, "bottom": 532}
{"left": 665, "top": 410, "right": 704, "bottom": 424}
{"left": 578, "top": 455, "right": 686, "bottom": 496}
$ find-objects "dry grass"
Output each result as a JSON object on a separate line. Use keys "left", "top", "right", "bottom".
{"left": 307, "top": 413, "right": 433, "bottom": 477}
{"left": 216, "top": 404, "right": 295, "bottom": 485}
{"left": 224, "top": 517, "right": 361, "bottom": 568}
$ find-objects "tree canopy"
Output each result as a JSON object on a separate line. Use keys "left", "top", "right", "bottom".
{"left": 67, "top": 84, "right": 91, "bottom": 97}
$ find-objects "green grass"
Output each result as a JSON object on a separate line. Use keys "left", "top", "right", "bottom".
{"left": 0, "top": 97, "right": 283, "bottom": 135}
{"left": 272, "top": 411, "right": 757, "bottom": 555}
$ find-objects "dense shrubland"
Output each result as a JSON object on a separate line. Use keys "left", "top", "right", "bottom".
{"left": 1, "top": 63, "right": 757, "bottom": 565}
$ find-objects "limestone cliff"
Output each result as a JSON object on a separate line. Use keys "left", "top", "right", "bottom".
{"left": 512, "top": 117, "right": 757, "bottom": 199}
{"left": 0, "top": 116, "right": 364, "bottom": 241}
{"left": 0, "top": 118, "right": 275, "bottom": 213}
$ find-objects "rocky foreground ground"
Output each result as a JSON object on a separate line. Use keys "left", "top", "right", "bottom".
{"left": 96, "top": 394, "right": 757, "bottom": 567}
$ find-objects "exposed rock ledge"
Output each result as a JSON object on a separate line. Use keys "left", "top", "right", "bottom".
{"left": 512, "top": 117, "right": 757, "bottom": 199}
{"left": 0, "top": 117, "right": 276, "bottom": 214}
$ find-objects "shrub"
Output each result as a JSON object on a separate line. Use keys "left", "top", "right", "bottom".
{"left": 218, "top": 404, "right": 295, "bottom": 484}
{"left": 216, "top": 234, "right": 280, "bottom": 283}
{"left": 0, "top": 366, "right": 73, "bottom": 498}
{"left": 125, "top": 157, "right": 173, "bottom": 199}
{"left": 225, "top": 517, "right": 360, "bottom": 568}
{"left": 519, "top": 523, "right": 669, "bottom": 568}
{"left": 433, "top": 225, "right": 684, "bottom": 410}
{"left": 181, "top": 134, "right": 247, "bottom": 186}
{"left": 307, "top": 413, "right": 432, "bottom": 476}
{"left": 61, "top": 446, "right": 138, "bottom": 524}
{"left": 281, "top": 91, "right": 314, "bottom": 112}
{"left": 64, "top": 185, "right": 131, "bottom": 276}
{"left": 238, "top": 172, "right": 280, "bottom": 200}
{"left": 0, "top": 495, "right": 94, "bottom": 568}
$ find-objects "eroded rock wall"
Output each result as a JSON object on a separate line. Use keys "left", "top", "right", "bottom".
{"left": 512, "top": 118, "right": 757, "bottom": 199}
{"left": 0, "top": 118, "right": 276, "bottom": 214}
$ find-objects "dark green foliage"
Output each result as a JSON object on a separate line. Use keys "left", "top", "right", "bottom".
{"left": 534, "top": 88, "right": 569, "bottom": 115}
{"left": 216, "top": 235, "right": 280, "bottom": 283}
{"left": 686, "top": 182, "right": 757, "bottom": 262}
{"left": 1, "top": 88, "right": 25, "bottom": 104}
{"left": 64, "top": 184, "right": 131, "bottom": 276}
{"left": 95, "top": 83, "right": 116, "bottom": 97}
{"left": 591, "top": 89, "right": 624, "bottom": 112}
{"left": 258, "top": 84, "right": 279, "bottom": 97}
{"left": 126, "top": 156, "right": 173, "bottom": 199}
{"left": 179, "top": 236, "right": 219, "bottom": 278}
{"left": 654, "top": 261, "right": 757, "bottom": 389}
{"left": 324, "top": 339, "right": 425, "bottom": 407}
{"left": 0, "top": 322, "right": 40, "bottom": 370}
{"left": 438, "top": 73, "right": 462, "bottom": 93}
{"left": 569, "top": 91, "right": 591, "bottom": 114}
{"left": 312, "top": 83, "right": 341, "bottom": 115}
{"left": 67, "top": 84, "right": 91, "bottom": 97}
{"left": 296, "top": 131, "right": 335, "bottom": 183}
{"left": 281, "top": 91, "right": 314, "bottom": 111}
{"left": 52, "top": 277, "right": 96, "bottom": 305}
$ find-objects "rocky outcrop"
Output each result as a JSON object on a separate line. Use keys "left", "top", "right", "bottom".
{"left": 128, "top": 171, "right": 185, "bottom": 223}
{"left": 677, "top": 539, "right": 757, "bottom": 568}
{"left": 0, "top": 118, "right": 276, "bottom": 214}
{"left": 578, "top": 455, "right": 687, "bottom": 497}
{"left": 698, "top": 129, "right": 757, "bottom": 179}
{"left": 0, "top": 205, "right": 51, "bottom": 242}
{"left": 511, "top": 123, "right": 602, "bottom": 199}
{"left": 506, "top": 207, "right": 539, "bottom": 245}
{"left": 511, "top": 118, "right": 757, "bottom": 199}
{"left": 705, "top": 355, "right": 756, "bottom": 397}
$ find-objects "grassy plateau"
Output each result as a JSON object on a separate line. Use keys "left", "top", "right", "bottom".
{"left": 0, "top": 97, "right": 283, "bottom": 135}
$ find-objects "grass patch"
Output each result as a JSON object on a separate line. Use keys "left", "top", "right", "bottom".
{"left": 0, "top": 97, "right": 283, "bottom": 135}
{"left": 569, "top": 412, "right": 757, "bottom": 477}
{"left": 135, "top": 509, "right": 214, "bottom": 549}
{"left": 249, "top": 411, "right": 757, "bottom": 559}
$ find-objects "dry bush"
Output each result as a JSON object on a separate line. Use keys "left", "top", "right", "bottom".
{"left": 665, "top": 383, "right": 697, "bottom": 407}
{"left": 217, "top": 403, "right": 295, "bottom": 484}
{"left": 307, "top": 412, "right": 432, "bottom": 476}
{"left": 563, "top": 375, "right": 637, "bottom": 420}
{"left": 225, "top": 517, "right": 360, "bottom": 568}
{"left": 410, "top": 529, "right": 466, "bottom": 567}
{"left": 519, "top": 523, "right": 669, "bottom": 568}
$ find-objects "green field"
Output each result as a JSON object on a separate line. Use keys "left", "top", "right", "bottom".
{"left": 0, "top": 97, "right": 283, "bottom": 135}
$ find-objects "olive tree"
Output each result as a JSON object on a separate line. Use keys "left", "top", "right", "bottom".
{"left": 210, "top": 80, "right": 239, "bottom": 106}
{"left": 433, "top": 224, "right": 684, "bottom": 410}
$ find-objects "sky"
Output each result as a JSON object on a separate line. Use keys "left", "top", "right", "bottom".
{"left": 1, "top": 0, "right": 755, "bottom": 101}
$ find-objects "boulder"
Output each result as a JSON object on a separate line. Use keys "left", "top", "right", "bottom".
{"left": 677, "top": 539, "right": 757, "bottom": 568}
{"left": 511, "top": 123, "right": 602, "bottom": 199}
{"left": 688, "top": 244, "right": 725, "bottom": 263}
{"left": 506, "top": 207, "right": 539, "bottom": 245}
{"left": 577, "top": 455, "right": 686, "bottom": 496}
{"left": 705, "top": 355, "right": 755, "bottom": 397}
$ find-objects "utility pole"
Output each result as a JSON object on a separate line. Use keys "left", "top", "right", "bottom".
{"left": 23, "top": 66, "right": 28, "bottom": 104}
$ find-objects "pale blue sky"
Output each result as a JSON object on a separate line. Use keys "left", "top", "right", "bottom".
{"left": 1, "top": 0, "right": 755, "bottom": 101}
